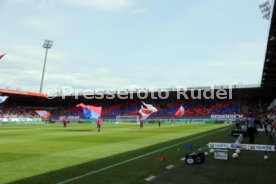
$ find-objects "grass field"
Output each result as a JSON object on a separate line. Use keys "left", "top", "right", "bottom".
{"left": 0, "top": 123, "right": 225, "bottom": 184}
{"left": 0, "top": 123, "right": 275, "bottom": 184}
{"left": 152, "top": 129, "right": 276, "bottom": 184}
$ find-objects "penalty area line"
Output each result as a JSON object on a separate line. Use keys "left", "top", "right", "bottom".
{"left": 57, "top": 126, "right": 229, "bottom": 184}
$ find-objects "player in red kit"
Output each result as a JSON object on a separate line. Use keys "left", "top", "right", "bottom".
{"left": 97, "top": 119, "right": 102, "bottom": 132}
{"left": 63, "top": 119, "right": 67, "bottom": 128}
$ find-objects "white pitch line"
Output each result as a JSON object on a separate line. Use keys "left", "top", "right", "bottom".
{"left": 57, "top": 126, "right": 229, "bottom": 184}
{"left": 166, "top": 164, "right": 175, "bottom": 170}
{"left": 145, "top": 175, "right": 156, "bottom": 182}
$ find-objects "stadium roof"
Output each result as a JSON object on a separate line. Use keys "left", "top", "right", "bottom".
{"left": 261, "top": 2, "right": 276, "bottom": 90}
{"left": 0, "top": 89, "right": 48, "bottom": 98}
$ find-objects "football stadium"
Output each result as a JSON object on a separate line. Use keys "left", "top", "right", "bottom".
{"left": 1, "top": 1, "right": 276, "bottom": 184}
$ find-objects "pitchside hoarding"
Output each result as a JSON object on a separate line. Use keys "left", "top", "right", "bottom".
{"left": 211, "top": 114, "right": 243, "bottom": 120}
{"left": 0, "top": 118, "right": 42, "bottom": 123}
{"left": 208, "top": 142, "right": 276, "bottom": 152}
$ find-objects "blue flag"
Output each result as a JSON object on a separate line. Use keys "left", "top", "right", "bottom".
{"left": 76, "top": 103, "right": 102, "bottom": 119}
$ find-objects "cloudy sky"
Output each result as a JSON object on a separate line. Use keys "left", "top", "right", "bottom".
{"left": 0, "top": 0, "right": 272, "bottom": 93}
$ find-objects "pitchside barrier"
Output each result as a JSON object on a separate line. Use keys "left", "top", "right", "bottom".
{"left": 98, "top": 118, "right": 221, "bottom": 125}
{"left": 154, "top": 119, "right": 216, "bottom": 125}
{"left": 83, "top": 118, "right": 227, "bottom": 125}
{"left": 208, "top": 134, "right": 276, "bottom": 152}
{"left": 0, "top": 121, "right": 45, "bottom": 125}
{"left": 208, "top": 142, "right": 276, "bottom": 152}
{"left": 0, "top": 118, "right": 44, "bottom": 125}
{"left": 1, "top": 118, "right": 233, "bottom": 125}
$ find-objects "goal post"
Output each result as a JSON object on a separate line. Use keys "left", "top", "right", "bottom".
{"left": 115, "top": 116, "right": 139, "bottom": 124}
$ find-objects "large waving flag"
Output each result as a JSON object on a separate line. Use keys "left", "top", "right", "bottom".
{"left": 175, "top": 106, "right": 185, "bottom": 117}
{"left": 142, "top": 101, "right": 157, "bottom": 112}
{"left": 0, "top": 53, "right": 6, "bottom": 60}
{"left": 0, "top": 96, "right": 8, "bottom": 104}
{"left": 35, "top": 110, "right": 50, "bottom": 118}
{"left": 139, "top": 101, "right": 157, "bottom": 120}
{"left": 76, "top": 103, "right": 102, "bottom": 119}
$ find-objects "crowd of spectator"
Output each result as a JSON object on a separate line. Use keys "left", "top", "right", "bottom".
{"left": 0, "top": 106, "right": 39, "bottom": 118}
{"left": 0, "top": 99, "right": 269, "bottom": 119}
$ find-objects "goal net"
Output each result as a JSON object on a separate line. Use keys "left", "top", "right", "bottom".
{"left": 115, "top": 116, "right": 139, "bottom": 124}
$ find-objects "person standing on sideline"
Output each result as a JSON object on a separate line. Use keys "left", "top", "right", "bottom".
{"left": 139, "top": 117, "right": 144, "bottom": 129}
{"left": 158, "top": 118, "right": 161, "bottom": 127}
{"left": 247, "top": 115, "right": 256, "bottom": 144}
{"left": 235, "top": 116, "right": 241, "bottom": 130}
{"left": 63, "top": 118, "right": 67, "bottom": 128}
{"left": 264, "top": 116, "right": 269, "bottom": 134}
{"left": 97, "top": 118, "right": 102, "bottom": 132}
{"left": 271, "top": 117, "right": 276, "bottom": 147}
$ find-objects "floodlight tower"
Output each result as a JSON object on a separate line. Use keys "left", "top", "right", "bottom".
{"left": 39, "top": 39, "right": 53, "bottom": 93}
{"left": 259, "top": 1, "right": 272, "bottom": 20}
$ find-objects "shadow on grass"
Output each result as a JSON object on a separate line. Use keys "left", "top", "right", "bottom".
{"left": 8, "top": 126, "right": 230, "bottom": 184}
{"left": 64, "top": 129, "right": 93, "bottom": 132}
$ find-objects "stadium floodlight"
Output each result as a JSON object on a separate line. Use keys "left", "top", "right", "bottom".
{"left": 39, "top": 39, "right": 53, "bottom": 93}
{"left": 259, "top": 1, "right": 272, "bottom": 20}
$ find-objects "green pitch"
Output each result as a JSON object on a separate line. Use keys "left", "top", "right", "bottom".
{"left": 0, "top": 123, "right": 225, "bottom": 184}
{"left": 2, "top": 123, "right": 274, "bottom": 184}
{"left": 151, "top": 131, "right": 276, "bottom": 184}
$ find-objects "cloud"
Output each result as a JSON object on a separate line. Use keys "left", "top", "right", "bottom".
{"left": 9, "top": 0, "right": 36, "bottom": 3}
{"left": 132, "top": 8, "right": 148, "bottom": 14}
{"left": 17, "top": 15, "right": 66, "bottom": 36}
{"left": 0, "top": 1, "right": 267, "bottom": 92}
{"left": 0, "top": 42, "right": 264, "bottom": 92}
{"left": 8, "top": 0, "right": 132, "bottom": 11}
{"left": 59, "top": 0, "right": 132, "bottom": 11}
{"left": 0, "top": 44, "right": 69, "bottom": 91}
{"left": 209, "top": 60, "right": 261, "bottom": 69}
{"left": 0, "top": 44, "right": 138, "bottom": 92}
{"left": 9, "top": 0, "right": 56, "bottom": 8}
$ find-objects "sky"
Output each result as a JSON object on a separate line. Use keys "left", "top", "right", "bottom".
{"left": 0, "top": 0, "right": 272, "bottom": 93}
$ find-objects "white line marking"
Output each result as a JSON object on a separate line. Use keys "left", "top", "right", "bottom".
{"left": 145, "top": 175, "right": 156, "bottom": 182}
{"left": 57, "top": 127, "right": 229, "bottom": 184}
{"left": 166, "top": 164, "right": 174, "bottom": 170}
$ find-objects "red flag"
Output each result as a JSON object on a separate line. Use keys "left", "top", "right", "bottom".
{"left": 175, "top": 106, "right": 185, "bottom": 117}
{"left": 35, "top": 110, "right": 50, "bottom": 118}
{"left": 76, "top": 103, "right": 102, "bottom": 119}
{"left": 0, "top": 53, "right": 5, "bottom": 59}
